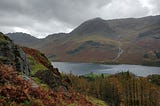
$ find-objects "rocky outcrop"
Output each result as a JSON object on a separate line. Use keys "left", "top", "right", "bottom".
{"left": 22, "top": 47, "right": 68, "bottom": 91}
{"left": 0, "top": 32, "right": 69, "bottom": 91}
{"left": 0, "top": 32, "right": 30, "bottom": 75}
{"left": 34, "top": 68, "right": 64, "bottom": 91}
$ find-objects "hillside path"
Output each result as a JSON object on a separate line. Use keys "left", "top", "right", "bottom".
{"left": 22, "top": 75, "right": 39, "bottom": 88}
{"left": 112, "top": 37, "right": 123, "bottom": 62}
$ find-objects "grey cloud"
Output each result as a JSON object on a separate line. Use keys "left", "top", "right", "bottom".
{"left": 0, "top": 0, "right": 159, "bottom": 38}
{"left": 149, "top": 0, "right": 160, "bottom": 14}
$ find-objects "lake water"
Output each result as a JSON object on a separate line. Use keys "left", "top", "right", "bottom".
{"left": 52, "top": 62, "right": 160, "bottom": 76}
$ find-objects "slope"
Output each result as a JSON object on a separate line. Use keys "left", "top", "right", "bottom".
{"left": 0, "top": 32, "right": 108, "bottom": 106}
{"left": 6, "top": 15, "right": 160, "bottom": 66}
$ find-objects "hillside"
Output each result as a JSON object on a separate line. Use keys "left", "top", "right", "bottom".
{"left": 6, "top": 15, "right": 160, "bottom": 66}
{"left": 0, "top": 32, "right": 107, "bottom": 106}
{"left": 0, "top": 32, "right": 159, "bottom": 105}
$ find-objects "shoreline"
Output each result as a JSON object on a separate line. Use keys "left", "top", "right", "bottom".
{"left": 51, "top": 60, "right": 160, "bottom": 67}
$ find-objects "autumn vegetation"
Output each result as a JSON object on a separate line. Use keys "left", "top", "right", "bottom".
{"left": 0, "top": 32, "right": 159, "bottom": 106}
{"left": 64, "top": 72, "right": 160, "bottom": 106}
{"left": 22, "top": 47, "right": 52, "bottom": 69}
{"left": 0, "top": 64, "right": 99, "bottom": 106}
{"left": 0, "top": 45, "right": 159, "bottom": 106}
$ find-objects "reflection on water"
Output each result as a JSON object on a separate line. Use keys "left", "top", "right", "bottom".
{"left": 52, "top": 62, "right": 160, "bottom": 76}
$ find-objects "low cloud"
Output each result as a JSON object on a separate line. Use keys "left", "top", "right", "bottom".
{"left": 0, "top": 0, "right": 159, "bottom": 38}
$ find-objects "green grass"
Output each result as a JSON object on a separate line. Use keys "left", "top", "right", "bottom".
{"left": 64, "top": 34, "right": 119, "bottom": 50}
{"left": 26, "top": 55, "right": 47, "bottom": 76}
{"left": 86, "top": 96, "right": 109, "bottom": 106}
{"left": 32, "top": 77, "right": 41, "bottom": 84}
{"left": 32, "top": 77, "right": 49, "bottom": 90}
{"left": 26, "top": 54, "right": 51, "bottom": 90}
{"left": 24, "top": 100, "right": 31, "bottom": 106}
{"left": 82, "top": 72, "right": 110, "bottom": 79}
{"left": 67, "top": 103, "right": 77, "bottom": 106}
{"left": 76, "top": 35, "right": 119, "bottom": 47}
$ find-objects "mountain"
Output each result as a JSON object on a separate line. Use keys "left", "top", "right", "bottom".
{"left": 7, "top": 15, "right": 160, "bottom": 66}
{"left": 70, "top": 17, "right": 116, "bottom": 38}
{"left": 6, "top": 32, "right": 40, "bottom": 46}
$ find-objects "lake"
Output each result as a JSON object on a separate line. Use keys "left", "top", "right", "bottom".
{"left": 52, "top": 62, "right": 160, "bottom": 76}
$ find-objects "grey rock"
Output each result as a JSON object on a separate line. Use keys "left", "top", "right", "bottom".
{"left": 0, "top": 32, "right": 31, "bottom": 76}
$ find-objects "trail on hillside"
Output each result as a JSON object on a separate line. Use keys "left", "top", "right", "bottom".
{"left": 112, "top": 38, "right": 123, "bottom": 62}
{"left": 22, "top": 75, "right": 39, "bottom": 88}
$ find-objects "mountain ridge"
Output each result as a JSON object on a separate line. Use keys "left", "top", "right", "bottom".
{"left": 6, "top": 15, "right": 160, "bottom": 66}
{"left": 6, "top": 15, "right": 160, "bottom": 39}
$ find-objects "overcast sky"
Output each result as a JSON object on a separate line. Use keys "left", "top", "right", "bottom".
{"left": 0, "top": 0, "right": 160, "bottom": 38}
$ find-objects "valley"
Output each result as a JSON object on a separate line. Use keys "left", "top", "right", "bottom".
{"left": 0, "top": 27, "right": 160, "bottom": 105}
{"left": 6, "top": 15, "right": 160, "bottom": 66}
{"left": 1, "top": 0, "right": 160, "bottom": 106}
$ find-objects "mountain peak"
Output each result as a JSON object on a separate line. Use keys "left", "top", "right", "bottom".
{"left": 6, "top": 32, "right": 39, "bottom": 46}
{"left": 70, "top": 17, "right": 115, "bottom": 36}
{"left": 87, "top": 17, "right": 104, "bottom": 22}
{"left": 83, "top": 17, "right": 106, "bottom": 25}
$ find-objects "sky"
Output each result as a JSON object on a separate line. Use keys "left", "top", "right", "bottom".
{"left": 0, "top": 0, "right": 160, "bottom": 38}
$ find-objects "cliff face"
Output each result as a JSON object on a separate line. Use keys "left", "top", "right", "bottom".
{"left": 0, "top": 32, "right": 30, "bottom": 75}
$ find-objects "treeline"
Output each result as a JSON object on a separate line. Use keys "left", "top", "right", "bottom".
{"left": 64, "top": 72, "right": 160, "bottom": 106}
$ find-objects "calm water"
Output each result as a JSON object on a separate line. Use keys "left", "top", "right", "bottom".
{"left": 52, "top": 62, "right": 160, "bottom": 76}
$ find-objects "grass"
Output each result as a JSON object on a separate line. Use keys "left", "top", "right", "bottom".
{"left": 64, "top": 34, "right": 119, "bottom": 51}
{"left": 82, "top": 72, "right": 110, "bottom": 79}
{"left": 24, "top": 100, "right": 31, "bottom": 106}
{"left": 32, "top": 77, "right": 49, "bottom": 90}
{"left": 26, "top": 54, "right": 50, "bottom": 90}
{"left": 86, "top": 96, "right": 109, "bottom": 106}
{"left": 32, "top": 77, "right": 41, "bottom": 84}
{"left": 76, "top": 35, "right": 119, "bottom": 47}
{"left": 26, "top": 55, "right": 47, "bottom": 76}
{"left": 68, "top": 103, "right": 77, "bottom": 106}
